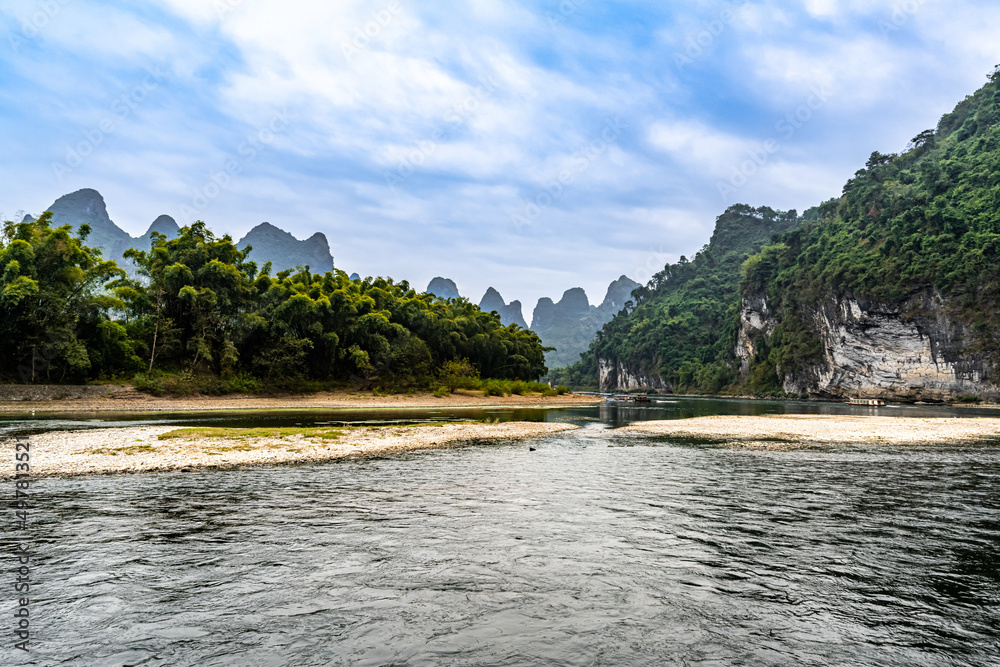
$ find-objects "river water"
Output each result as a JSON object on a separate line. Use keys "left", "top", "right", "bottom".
{"left": 2, "top": 399, "right": 1000, "bottom": 665}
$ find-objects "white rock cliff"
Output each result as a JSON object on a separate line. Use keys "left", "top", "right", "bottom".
{"left": 598, "top": 358, "right": 668, "bottom": 393}
{"left": 737, "top": 291, "right": 999, "bottom": 401}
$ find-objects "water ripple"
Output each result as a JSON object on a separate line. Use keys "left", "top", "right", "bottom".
{"left": 4, "top": 429, "right": 1000, "bottom": 665}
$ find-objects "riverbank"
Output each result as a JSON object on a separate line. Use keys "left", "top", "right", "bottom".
{"left": 621, "top": 415, "right": 1000, "bottom": 448}
{"left": 3, "top": 421, "right": 579, "bottom": 479}
{"left": 0, "top": 385, "right": 599, "bottom": 415}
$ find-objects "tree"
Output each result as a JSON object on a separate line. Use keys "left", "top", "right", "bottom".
{"left": 118, "top": 222, "right": 257, "bottom": 376}
{"left": 0, "top": 212, "right": 128, "bottom": 381}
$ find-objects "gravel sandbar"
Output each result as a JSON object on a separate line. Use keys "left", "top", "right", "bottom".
{"left": 621, "top": 415, "right": 1000, "bottom": 448}
{"left": 0, "top": 388, "right": 598, "bottom": 415}
{"left": 3, "top": 422, "right": 579, "bottom": 479}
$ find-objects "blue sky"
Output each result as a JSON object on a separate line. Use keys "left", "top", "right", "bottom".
{"left": 1, "top": 0, "right": 997, "bottom": 313}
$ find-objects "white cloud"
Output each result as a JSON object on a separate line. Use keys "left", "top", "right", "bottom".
{"left": 5, "top": 0, "right": 176, "bottom": 60}
{"left": 800, "top": 0, "right": 886, "bottom": 19}
{"left": 3, "top": 0, "right": 1000, "bottom": 313}
{"left": 745, "top": 35, "right": 900, "bottom": 108}
{"left": 647, "top": 121, "right": 756, "bottom": 175}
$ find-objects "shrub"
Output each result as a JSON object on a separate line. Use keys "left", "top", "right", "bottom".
{"left": 438, "top": 358, "right": 480, "bottom": 393}
{"left": 481, "top": 379, "right": 508, "bottom": 396}
{"left": 133, "top": 372, "right": 164, "bottom": 396}
{"left": 226, "top": 373, "right": 262, "bottom": 394}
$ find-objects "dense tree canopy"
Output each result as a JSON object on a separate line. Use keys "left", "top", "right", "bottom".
{"left": 0, "top": 212, "right": 133, "bottom": 382}
{"left": 553, "top": 69, "right": 1000, "bottom": 395}
{"left": 0, "top": 218, "right": 549, "bottom": 388}
{"left": 741, "top": 67, "right": 1000, "bottom": 387}
{"left": 549, "top": 205, "right": 799, "bottom": 392}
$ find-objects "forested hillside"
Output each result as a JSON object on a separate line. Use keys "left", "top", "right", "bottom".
{"left": 0, "top": 215, "right": 548, "bottom": 391}
{"left": 549, "top": 205, "right": 799, "bottom": 391}
{"left": 556, "top": 68, "right": 1000, "bottom": 398}
{"left": 740, "top": 67, "right": 1000, "bottom": 394}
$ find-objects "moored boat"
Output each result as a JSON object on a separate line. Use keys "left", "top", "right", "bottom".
{"left": 847, "top": 398, "right": 886, "bottom": 407}
{"left": 605, "top": 395, "right": 652, "bottom": 404}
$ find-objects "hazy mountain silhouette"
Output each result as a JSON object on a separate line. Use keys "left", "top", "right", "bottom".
{"left": 39, "top": 188, "right": 333, "bottom": 274}
{"left": 479, "top": 287, "right": 529, "bottom": 329}
{"left": 427, "top": 277, "right": 461, "bottom": 300}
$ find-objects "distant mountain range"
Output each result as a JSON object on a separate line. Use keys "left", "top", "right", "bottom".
{"left": 479, "top": 287, "right": 528, "bottom": 330}
{"left": 236, "top": 222, "right": 333, "bottom": 274}
{"left": 424, "top": 275, "right": 640, "bottom": 369}
{"left": 28, "top": 189, "right": 633, "bottom": 370}
{"left": 530, "top": 276, "right": 640, "bottom": 368}
{"left": 38, "top": 189, "right": 333, "bottom": 274}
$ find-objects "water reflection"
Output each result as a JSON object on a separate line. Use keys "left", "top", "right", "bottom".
{"left": 3, "top": 398, "right": 1000, "bottom": 664}
{"left": 4, "top": 395, "right": 997, "bottom": 437}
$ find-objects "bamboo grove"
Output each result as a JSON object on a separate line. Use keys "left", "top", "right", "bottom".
{"left": 0, "top": 215, "right": 549, "bottom": 389}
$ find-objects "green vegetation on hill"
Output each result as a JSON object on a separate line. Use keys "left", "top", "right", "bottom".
{"left": 555, "top": 67, "right": 1000, "bottom": 395}
{"left": 0, "top": 217, "right": 549, "bottom": 392}
{"left": 550, "top": 205, "right": 799, "bottom": 391}
{"left": 741, "top": 67, "right": 1000, "bottom": 388}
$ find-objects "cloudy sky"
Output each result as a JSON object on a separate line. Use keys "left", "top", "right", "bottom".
{"left": 1, "top": 0, "right": 997, "bottom": 313}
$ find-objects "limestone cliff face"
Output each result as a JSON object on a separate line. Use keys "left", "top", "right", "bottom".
{"left": 736, "top": 292, "right": 775, "bottom": 375}
{"left": 737, "top": 291, "right": 999, "bottom": 401}
{"left": 598, "top": 358, "right": 669, "bottom": 393}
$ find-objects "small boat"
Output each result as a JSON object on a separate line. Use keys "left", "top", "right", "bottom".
{"left": 847, "top": 398, "right": 886, "bottom": 407}
{"left": 605, "top": 394, "right": 652, "bottom": 404}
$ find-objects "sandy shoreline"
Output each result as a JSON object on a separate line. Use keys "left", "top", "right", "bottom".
{"left": 2, "top": 421, "right": 579, "bottom": 479}
{"left": 0, "top": 386, "right": 599, "bottom": 415}
{"left": 621, "top": 415, "right": 1000, "bottom": 448}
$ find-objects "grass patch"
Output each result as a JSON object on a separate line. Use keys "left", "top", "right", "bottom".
{"left": 89, "top": 444, "right": 157, "bottom": 456}
{"left": 158, "top": 426, "right": 346, "bottom": 441}
{"left": 131, "top": 367, "right": 572, "bottom": 400}
{"left": 205, "top": 444, "right": 257, "bottom": 452}
{"left": 133, "top": 370, "right": 353, "bottom": 397}
{"left": 397, "top": 421, "right": 473, "bottom": 428}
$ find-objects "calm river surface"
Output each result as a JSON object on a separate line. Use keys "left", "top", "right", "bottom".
{"left": 2, "top": 398, "right": 1000, "bottom": 665}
